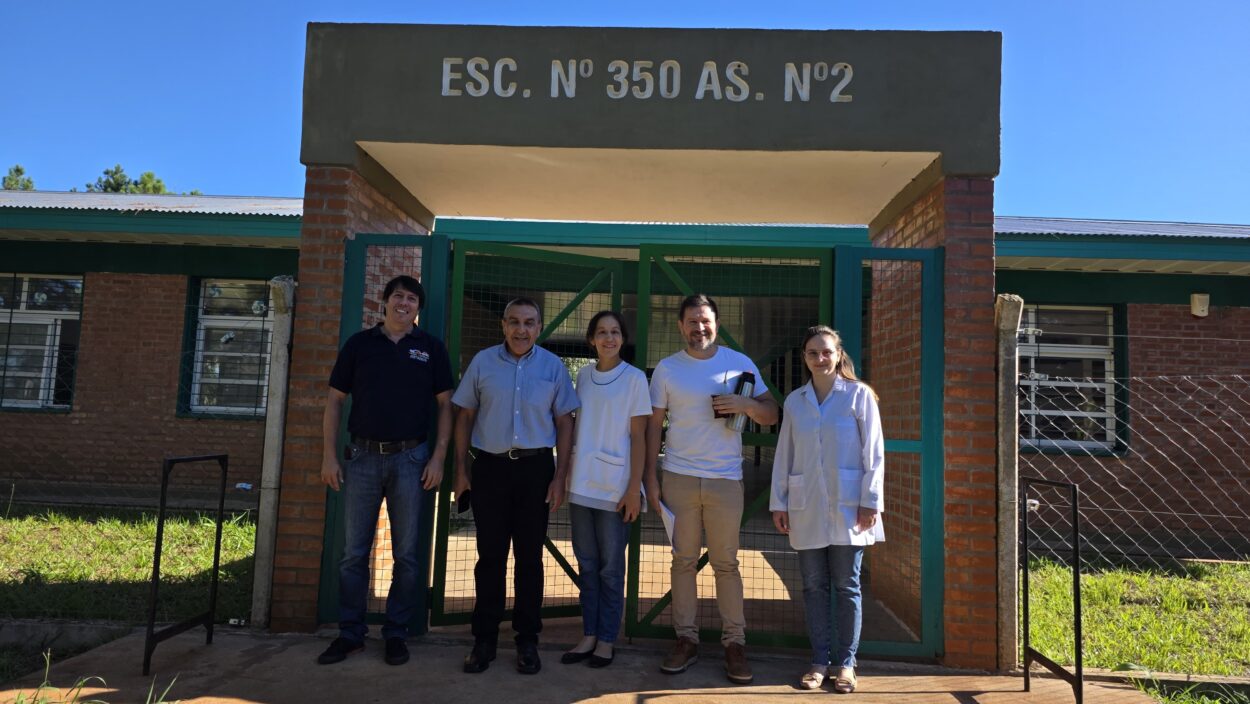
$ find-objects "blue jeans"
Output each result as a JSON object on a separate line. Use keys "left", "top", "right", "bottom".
{"left": 798, "top": 545, "right": 865, "bottom": 668}
{"left": 338, "top": 441, "right": 429, "bottom": 642}
{"left": 569, "top": 503, "right": 630, "bottom": 643}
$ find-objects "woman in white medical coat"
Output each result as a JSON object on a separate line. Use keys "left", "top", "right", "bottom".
{"left": 562, "top": 310, "right": 651, "bottom": 668}
{"left": 771, "top": 325, "right": 884, "bottom": 694}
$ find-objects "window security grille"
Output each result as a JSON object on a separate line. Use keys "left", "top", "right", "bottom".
{"left": 0, "top": 273, "right": 83, "bottom": 409}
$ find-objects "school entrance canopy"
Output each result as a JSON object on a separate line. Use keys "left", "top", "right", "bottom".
{"left": 300, "top": 24, "right": 1000, "bottom": 228}
{"left": 274, "top": 23, "right": 1006, "bottom": 672}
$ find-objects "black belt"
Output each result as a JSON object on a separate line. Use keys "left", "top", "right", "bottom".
{"left": 353, "top": 436, "right": 427, "bottom": 455}
{"left": 473, "top": 447, "right": 549, "bottom": 460}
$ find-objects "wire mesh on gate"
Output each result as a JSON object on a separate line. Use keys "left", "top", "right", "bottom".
{"left": 439, "top": 246, "right": 617, "bottom": 620}
{"left": 634, "top": 252, "right": 820, "bottom": 643}
{"left": 355, "top": 244, "right": 426, "bottom": 615}
{"left": 863, "top": 259, "right": 925, "bottom": 643}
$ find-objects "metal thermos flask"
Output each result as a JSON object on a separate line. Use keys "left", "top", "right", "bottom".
{"left": 726, "top": 372, "right": 755, "bottom": 432}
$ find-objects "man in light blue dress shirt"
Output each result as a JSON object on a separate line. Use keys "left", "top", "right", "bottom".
{"left": 452, "top": 297, "right": 579, "bottom": 675}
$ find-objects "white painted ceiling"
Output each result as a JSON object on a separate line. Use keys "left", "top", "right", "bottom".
{"left": 358, "top": 142, "right": 940, "bottom": 225}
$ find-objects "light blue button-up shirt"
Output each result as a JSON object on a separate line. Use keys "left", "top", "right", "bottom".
{"left": 451, "top": 344, "right": 579, "bottom": 454}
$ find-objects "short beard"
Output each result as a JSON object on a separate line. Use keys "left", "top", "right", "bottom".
{"left": 687, "top": 335, "right": 715, "bottom": 352}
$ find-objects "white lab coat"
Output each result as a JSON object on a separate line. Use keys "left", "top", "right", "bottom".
{"left": 769, "top": 375, "right": 886, "bottom": 550}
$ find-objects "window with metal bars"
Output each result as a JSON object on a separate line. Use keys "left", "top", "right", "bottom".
{"left": 1018, "top": 304, "right": 1117, "bottom": 450}
{"left": 0, "top": 273, "right": 83, "bottom": 410}
{"left": 188, "top": 279, "right": 273, "bottom": 416}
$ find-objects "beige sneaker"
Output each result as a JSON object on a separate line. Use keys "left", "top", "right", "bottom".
{"left": 799, "top": 664, "right": 826, "bottom": 690}
{"left": 724, "top": 642, "right": 753, "bottom": 684}
{"left": 660, "top": 637, "right": 699, "bottom": 674}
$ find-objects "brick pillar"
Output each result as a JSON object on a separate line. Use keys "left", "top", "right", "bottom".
{"left": 872, "top": 177, "right": 998, "bottom": 668}
{"left": 268, "top": 167, "right": 427, "bottom": 631}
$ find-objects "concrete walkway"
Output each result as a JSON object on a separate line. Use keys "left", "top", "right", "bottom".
{"left": 4, "top": 627, "right": 1153, "bottom": 704}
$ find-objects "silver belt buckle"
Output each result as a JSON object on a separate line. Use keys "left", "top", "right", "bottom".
{"left": 379, "top": 441, "right": 395, "bottom": 456}
{"left": 507, "top": 448, "right": 520, "bottom": 460}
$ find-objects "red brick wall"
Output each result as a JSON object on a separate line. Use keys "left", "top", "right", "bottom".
{"left": 0, "top": 273, "right": 265, "bottom": 500}
{"left": 872, "top": 177, "right": 998, "bottom": 668}
{"left": 268, "top": 167, "right": 427, "bottom": 631}
{"left": 1024, "top": 303, "right": 1250, "bottom": 557}
{"left": 1128, "top": 304, "right": 1249, "bottom": 377}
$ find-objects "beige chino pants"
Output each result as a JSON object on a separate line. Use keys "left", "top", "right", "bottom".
{"left": 662, "top": 469, "right": 746, "bottom": 646}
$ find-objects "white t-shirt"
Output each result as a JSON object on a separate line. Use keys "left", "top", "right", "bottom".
{"left": 569, "top": 362, "right": 652, "bottom": 509}
{"left": 649, "top": 346, "right": 770, "bottom": 480}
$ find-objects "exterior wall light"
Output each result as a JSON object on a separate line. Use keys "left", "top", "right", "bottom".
{"left": 1190, "top": 293, "right": 1210, "bottom": 318}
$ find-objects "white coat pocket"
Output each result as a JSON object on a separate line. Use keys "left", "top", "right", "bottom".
{"left": 833, "top": 417, "right": 861, "bottom": 469}
{"left": 786, "top": 474, "right": 807, "bottom": 511}
{"left": 583, "top": 451, "right": 628, "bottom": 499}
{"left": 837, "top": 468, "right": 862, "bottom": 507}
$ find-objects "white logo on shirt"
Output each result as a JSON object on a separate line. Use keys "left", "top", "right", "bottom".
{"left": 410, "top": 348, "right": 430, "bottom": 362}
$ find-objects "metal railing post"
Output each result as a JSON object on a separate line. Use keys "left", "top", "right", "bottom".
{"left": 143, "top": 453, "right": 229, "bottom": 676}
{"left": 1020, "top": 476, "right": 1083, "bottom": 704}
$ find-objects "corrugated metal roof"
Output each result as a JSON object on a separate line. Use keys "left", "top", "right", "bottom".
{"left": 995, "top": 216, "right": 1250, "bottom": 239}
{"left": 0, "top": 190, "right": 302, "bottom": 217}
{"left": 3, "top": 193, "right": 1246, "bottom": 239}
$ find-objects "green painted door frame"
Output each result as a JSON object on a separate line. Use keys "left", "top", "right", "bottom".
{"left": 834, "top": 246, "right": 946, "bottom": 659}
{"left": 316, "top": 232, "right": 447, "bottom": 632}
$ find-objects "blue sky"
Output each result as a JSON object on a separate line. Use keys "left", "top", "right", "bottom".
{"left": 3, "top": 1, "right": 1248, "bottom": 224}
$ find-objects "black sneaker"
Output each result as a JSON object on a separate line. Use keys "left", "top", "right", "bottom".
{"left": 384, "top": 637, "right": 410, "bottom": 666}
{"left": 317, "top": 637, "right": 364, "bottom": 665}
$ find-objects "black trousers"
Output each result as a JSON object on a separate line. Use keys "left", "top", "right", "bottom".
{"left": 469, "top": 449, "right": 554, "bottom": 644}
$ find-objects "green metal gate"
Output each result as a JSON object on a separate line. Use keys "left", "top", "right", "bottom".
{"left": 320, "top": 223, "right": 944, "bottom": 659}
{"left": 626, "top": 244, "right": 829, "bottom": 645}
{"left": 429, "top": 242, "right": 625, "bottom": 625}
{"left": 624, "top": 243, "right": 944, "bottom": 658}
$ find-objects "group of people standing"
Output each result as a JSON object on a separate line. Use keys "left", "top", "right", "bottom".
{"left": 316, "top": 276, "right": 884, "bottom": 695}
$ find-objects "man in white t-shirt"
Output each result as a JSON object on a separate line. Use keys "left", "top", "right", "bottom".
{"left": 644, "top": 293, "right": 779, "bottom": 685}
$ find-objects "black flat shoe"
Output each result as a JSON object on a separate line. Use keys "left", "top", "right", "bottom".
{"left": 516, "top": 641, "right": 542, "bottom": 674}
{"left": 587, "top": 653, "right": 614, "bottom": 668}
{"left": 463, "top": 641, "right": 496, "bottom": 674}
{"left": 317, "top": 637, "right": 364, "bottom": 665}
{"left": 561, "top": 649, "right": 594, "bottom": 664}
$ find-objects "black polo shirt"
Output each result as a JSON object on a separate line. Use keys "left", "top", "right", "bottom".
{"left": 328, "top": 323, "right": 454, "bottom": 442}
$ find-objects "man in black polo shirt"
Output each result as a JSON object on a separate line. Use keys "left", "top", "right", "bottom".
{"left": 317, "top": 275, "right": 453, "bottom": 667}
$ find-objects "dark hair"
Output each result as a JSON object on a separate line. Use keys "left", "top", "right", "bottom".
{"left": 585, "top": 310, "right": 629, "bottom": 345}
{"left": 503, "top": 296, "right": 543, "bottom": 324}
{"left": 801, "top": 324, "right": 878, "bottom": 400}
{"left": 677, "top": 293, "right": 718, "bottom": 322}
{"left": 383, "top": 275, "right": 425, "bottom": 310}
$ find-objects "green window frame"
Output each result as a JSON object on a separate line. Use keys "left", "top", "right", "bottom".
{"left": 180, "top": 278, "right": 274, "bottom": 417}
{"left": 1018, "top": 304, "right": 1120, "bottom": 451}
{"left": 0, "top": 272, "right": 83, "bottom": 411}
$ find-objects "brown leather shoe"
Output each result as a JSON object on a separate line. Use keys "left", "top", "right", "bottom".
{"left": 724, "top": 642, "right": 753, "bottom": 684}
{"left": 660, "top": 637, "right": 699, "bottom": 674}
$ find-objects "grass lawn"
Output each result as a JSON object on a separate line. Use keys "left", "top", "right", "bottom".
{"left": 1028, "top": 558, "right": 1250, "bottom": 678}
{"left": 0, "top": 505, "right": 255, "bottom": 686}
{"left": 0, "top": 505, "right": 256, "bottom": 625}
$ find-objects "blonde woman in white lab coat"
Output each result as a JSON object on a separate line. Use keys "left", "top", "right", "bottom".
{"left": 771, "top": 325, "right": 884, "bottom": 694}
